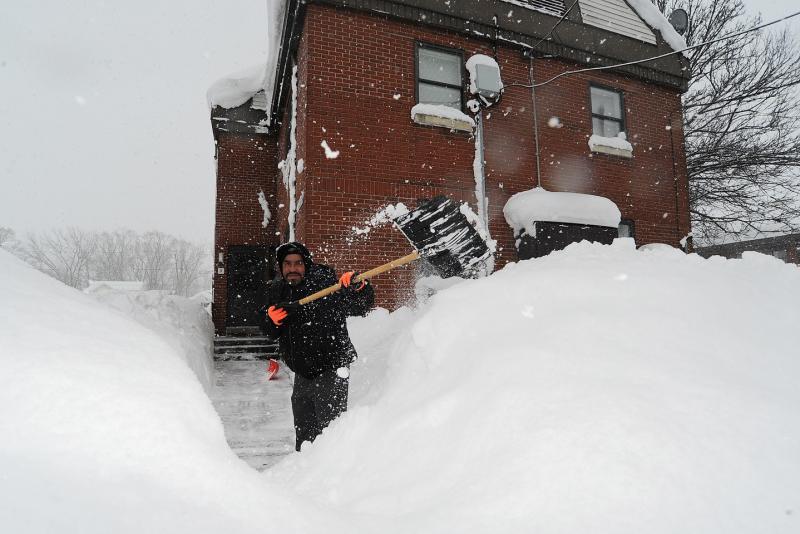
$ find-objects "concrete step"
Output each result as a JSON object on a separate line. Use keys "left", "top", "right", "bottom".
{"left": 215, "top": 351, "right": 278, "bottom": 361}
{"left": 215, "top": 335, "right": 274, "bottom": 345}
{"left": 216, "top": 344, "right": 278, "bottom": 353}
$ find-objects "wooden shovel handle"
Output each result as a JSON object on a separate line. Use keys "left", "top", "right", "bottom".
{"left": 298, "top": 250, "right": 420, "bottom": 305}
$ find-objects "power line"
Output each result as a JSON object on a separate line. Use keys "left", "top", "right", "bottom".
{"left": 505, "top": 9, "right": 800, "bottom": 89}
{"left": 523, "top": 1, "right": 582, "bottom": 189}
{"left": 529, "top": 0, "right": 582, "bottom": 51}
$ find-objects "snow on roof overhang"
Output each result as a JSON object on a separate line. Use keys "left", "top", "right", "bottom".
{"left": 266, "top": 0, "right": 690, "bottom": 128}
{"left": 207, "top": 64, "right": 267, "bottom": 111}
{"left": 344, "top": 1, "right": 687, "bottom": 78}
{"left": 503, "top": 187, "right": 622, "bottom": 236}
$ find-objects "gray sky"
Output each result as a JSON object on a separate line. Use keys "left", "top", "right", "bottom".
{"left": 1, "top": 1, "right": 797, "bottom": 244}
{"left": 1, "top": 1, "right": 269, "bottom": 243}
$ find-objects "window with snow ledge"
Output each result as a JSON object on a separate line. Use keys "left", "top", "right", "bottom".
{"left": 589, "top": 85, "right": 633, "bottom": 158}
{"left": 411, "top": 104, "right": 475, "bottom": 132}
{"left": 588, "top": 133, "right": 633, "bottom": 158}
{"left": 415, "top": 42, "right": 466, "bottom": 128}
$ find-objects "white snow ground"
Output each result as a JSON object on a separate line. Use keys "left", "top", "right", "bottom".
{"left": 2, "top": 241, "right": 800, "bottom": 533}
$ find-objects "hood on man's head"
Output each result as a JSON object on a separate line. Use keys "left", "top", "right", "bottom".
{"left": 276, "top": 241, "right": 312, "bottom": 268}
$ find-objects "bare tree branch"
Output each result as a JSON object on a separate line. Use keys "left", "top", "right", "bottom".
{"left": 11, "top": 228, "right": 211, "bottom": 295}
{"left": 661, "top": 0, "right": 800, "bottom": 243}
{"left": 0, "top": 227, "right": 15, "bottom": 247}
{"left": 18, "top": 228, "right": 97, "bottom": 288}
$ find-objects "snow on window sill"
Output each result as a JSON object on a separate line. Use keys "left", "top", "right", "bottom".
{"left": 588, "top": 134, "right": 633, "bottom": 159}
{"left": 411, "top": 104, "right": 475, "bottom": 133}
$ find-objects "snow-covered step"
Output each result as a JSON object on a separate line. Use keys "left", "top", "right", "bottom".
{"left": 213, "top": 335, "right": 279, "bottom": 360}
{"left": 215, "top": 345, "right": 278, "bottom": 354}
{"left": 215, "top": 351, "right": 278, "bottom": 361}
{"left": 210, "top": 360, "right": 294, "bottom": 471}
{"left": 214, "top": 338, "right": 277, "bottom": 349}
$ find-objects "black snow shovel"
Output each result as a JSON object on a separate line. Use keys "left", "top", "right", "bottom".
{"left": 296, "top": 195, "right": 492, "bottom": 306}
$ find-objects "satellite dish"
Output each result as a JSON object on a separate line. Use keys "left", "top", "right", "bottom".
{"left": 668, "top": 8, "right": 689, "bottom": 36}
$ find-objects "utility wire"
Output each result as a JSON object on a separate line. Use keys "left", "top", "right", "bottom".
{"left": 529, "top": 0, "right": 582, "bottom": 51}
{"left": 506, "top": 9, "right": 800, "bottom": 89}
{"left": 526, "top": 0, "right": 581, "bottom": 189}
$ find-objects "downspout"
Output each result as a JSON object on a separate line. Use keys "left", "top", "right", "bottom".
{"left": 474, "top": 111, "right": 489, "bottom": 231}
{"left": 528, "top": 54, "right": 543, "bottom": 188}
{"left": 669, "top": 109, "right": 690, "bottom": 251}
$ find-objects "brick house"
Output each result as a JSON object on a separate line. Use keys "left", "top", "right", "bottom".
{"left": 209, "top": 0, "right": 692, "bottom": 336}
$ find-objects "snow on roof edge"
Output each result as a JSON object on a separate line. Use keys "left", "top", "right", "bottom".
{"left": 206, "top": 0, "right": 288, "bottom": 121}
{"left": 206, "top": 63, "right": 269, "bottom": 111}
{"left": 625, "top": 0, "right": 688, "bottom": 56}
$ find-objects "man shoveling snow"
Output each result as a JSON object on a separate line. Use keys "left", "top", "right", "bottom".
{"left": 260, "top": 241, "right": 375, "bottom": 451}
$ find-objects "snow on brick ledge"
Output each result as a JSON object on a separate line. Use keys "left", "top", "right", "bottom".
{"left": 503, "top": 187, "right": 622, "bottom": 237}
{"left": 588, "top": 133, "right": 634, "bottom": 158}
{"left": 411, "top": 104, "right": 475, "bottom": 132}
{"left": 206, "top": 63, "right": 267, "bottom": 111}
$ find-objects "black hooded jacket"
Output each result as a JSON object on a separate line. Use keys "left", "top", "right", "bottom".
{"left": 261, "top": 261, "right": 375, "bottom": 379}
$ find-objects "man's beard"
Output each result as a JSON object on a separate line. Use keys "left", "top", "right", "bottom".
{"left": 285, "top": 274, "right": 304, "bottom": 285}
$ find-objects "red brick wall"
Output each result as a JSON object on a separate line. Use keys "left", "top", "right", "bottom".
{"left": 294, "top": 4, "right": 690, "bottom": 308}
{"left": 212, "top": 133, "right": 280, "bottom": 333}
{"left": 213, "top": 3, "right": 691, "bottom": 327}
{"left": 486, "top": 55, "right": 692, "bottom": 264}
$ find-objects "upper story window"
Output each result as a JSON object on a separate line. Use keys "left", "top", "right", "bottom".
{"left": 416, "top": 43, "right": 464, "bottom": 111}
{"left": 590, "top": 85, "right": 625, "bottom": 138}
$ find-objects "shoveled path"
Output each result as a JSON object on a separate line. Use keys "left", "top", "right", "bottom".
{"left": 210, "top": 360, "right": 295, "bottom": 471}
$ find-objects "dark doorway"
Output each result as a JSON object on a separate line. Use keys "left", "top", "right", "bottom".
{"left": 226, "top": 245, "right": 274, "bottom": 334}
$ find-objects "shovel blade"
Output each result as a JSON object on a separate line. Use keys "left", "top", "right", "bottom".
{"left": 394, "top": 196, "right": 491, "bottom": 277}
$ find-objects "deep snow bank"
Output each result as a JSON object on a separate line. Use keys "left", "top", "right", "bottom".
{"left": 271, "top": 239, "right": 800, "bottom": 533}
{"left": 0, "top": 250, "right": 327, "bottom": 533}
{"left": 3, "top": 241, "right": 799, "bottom": 534}
{"left": 86, "top": 285, "right": 215, "bottom": 392}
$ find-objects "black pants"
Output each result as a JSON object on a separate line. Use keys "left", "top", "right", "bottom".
{"left": 291, "top": 369, "right": 348, "bottom": 451}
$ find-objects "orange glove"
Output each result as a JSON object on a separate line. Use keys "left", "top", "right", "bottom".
{"left": 339, "top": 271, "right": 366, "bottom": 291}
{"left": 267, "top": 305, "right": 288, "bottom": 326}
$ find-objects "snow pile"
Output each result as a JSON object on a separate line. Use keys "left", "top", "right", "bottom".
{"left": 504, "top": 186, "right": 622, "bottom": 235}
{"left": 410, "top": 103, "right": 476, "bottom": 127}
{"left": 321, "top": 139, "right": 340, "bottom": 159}
{"left": 280, "top": 65, "right": 300, "bottom": 241}
{"left": 589, "top": 132, "right": 634, "bottom": 153}
{"left": 0, "top": 250, "right": 325, "bottom": 533}
{"left": 627, "top": 0, "right": 689, "bottom": 54}
{"left": 85, "top": 280, "right": 145, "bottom": 292}
{"left": 206, "top": 1, "right": 288, "bottom": 114}
{"left": 85, "top": 284, "right": 215, "bottom": 392}
{"left": 465, "top": 54, "right": 503, "bottom": 97}
{"left": 4, "top": 239, "right": 800, "bottom": 533}
{"left": 351, "top": 203, "right": 410, "bottom": 236}
{"left": 206, "top": 63, "right": 267, "bottom": 110}
{"left": 271, "top": 240, "right": 800, "bottom": 533}
{"left": 258, "top": 189, "right": 272, "bottom": 228}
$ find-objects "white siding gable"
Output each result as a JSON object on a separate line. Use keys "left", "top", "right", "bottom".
{"left": 250, "top": 90, "right": 269, "bottom": 111}
{"left": 579, "top": 0, "right": 657, "bottom": 44}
